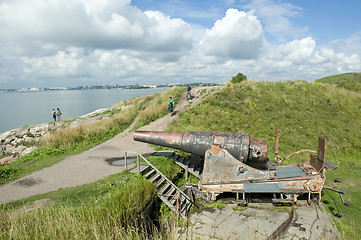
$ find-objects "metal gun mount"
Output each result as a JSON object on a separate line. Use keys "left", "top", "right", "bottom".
{"left": 134, "top": 131, "right": 330, "bottom": 203}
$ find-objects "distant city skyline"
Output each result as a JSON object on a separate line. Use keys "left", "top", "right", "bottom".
{"left": 0, "top": 0, "right": 360, "bottom": 89}
{"left": 0, "top": 82, "right": 217, "bottom": 92}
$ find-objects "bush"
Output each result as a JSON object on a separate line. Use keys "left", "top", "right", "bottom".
{"left": 231, "top": 73, "right": 247, "bottom": 84}
{"left": 0, "top": 166, "right": 19, "bottom": 181}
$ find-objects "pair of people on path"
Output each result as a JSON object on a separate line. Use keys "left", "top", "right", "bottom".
{"left": 52, "top": 108, "right": 62, "bottom": 122}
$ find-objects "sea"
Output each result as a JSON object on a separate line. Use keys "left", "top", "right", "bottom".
{"left": 0, "top": 88, "right": 167, "bottom": 134}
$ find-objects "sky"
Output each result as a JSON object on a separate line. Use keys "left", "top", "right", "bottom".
{"left": 0, "top": 0, "right": 360, "bottom": 89}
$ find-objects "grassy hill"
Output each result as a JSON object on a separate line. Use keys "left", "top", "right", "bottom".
{"left": 1, "top": 80, "right": 360, "bottom": 239}
{"left": 315, "top": 72, "right": 361, "bottom": 92}
{"left": 168, "top": 80, "right": 361, "bottom": 239}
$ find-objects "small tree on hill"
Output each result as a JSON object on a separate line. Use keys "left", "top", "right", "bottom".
{"left": 231, "top": 73, "right": 247, "bottom": 83}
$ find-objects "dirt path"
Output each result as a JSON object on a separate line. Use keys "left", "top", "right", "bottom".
{"left": 0, "top": 86, "right": 220, "bottom": 204}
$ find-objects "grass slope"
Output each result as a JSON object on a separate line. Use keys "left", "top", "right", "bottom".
{"left": 315, "top": 72, "right": 361, "bottom": 92}
{"left": 0, "top": 171, "right": 158, "bottom": 239}
{"left": 168, "top": 80, "right": 361, "bottom": 239}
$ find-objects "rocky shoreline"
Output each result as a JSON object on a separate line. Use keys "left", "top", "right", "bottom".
{"left": 0, "top": 107, "right": 121, "bottom": 165}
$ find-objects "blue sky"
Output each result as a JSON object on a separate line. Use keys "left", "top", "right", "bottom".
{"left": 0, "top": 0, "right": 360, "bottom": 88}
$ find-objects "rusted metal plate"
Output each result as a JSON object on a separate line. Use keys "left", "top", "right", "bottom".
{"left": 243, "top": 182, "right": 280, "bottom": 193}
{"left": 310, "top": 154, "right": 324, "bottom": 172}
{"left": 317, "top": 137, "right": 326, "bottom": 161}
{"left": 202, "top": 148, "right": 274, "bottom": 184}
{"left": 274, "top": 166, "right": 307, "bottom": 179}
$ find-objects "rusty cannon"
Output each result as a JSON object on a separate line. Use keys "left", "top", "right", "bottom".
{"left": 134, "top": 130, "right": 330, "bottom": 203}
{"left": 133, "top": 131, "right": 268, "bottom": 166}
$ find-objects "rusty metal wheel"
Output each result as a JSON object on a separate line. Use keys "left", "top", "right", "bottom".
{"left": 309, "top": 180, "right": 321, "bottom": 192}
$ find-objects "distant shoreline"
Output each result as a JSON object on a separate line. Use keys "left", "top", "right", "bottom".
{"left": 0, "top": 82, "right": 218, "bottom": 93}
{"left": 0, "top": 85, "right": 167, "bottom": 93}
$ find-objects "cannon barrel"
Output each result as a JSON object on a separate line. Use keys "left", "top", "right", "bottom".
{"left": 133, "top": 131, "right": 268, "bottom": 163}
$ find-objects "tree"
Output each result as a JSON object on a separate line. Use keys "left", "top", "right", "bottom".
{"left": 231, "top": 73, "right": 247, "bottom": 84}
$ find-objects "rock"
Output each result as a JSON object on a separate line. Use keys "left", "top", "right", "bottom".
{"left": 23, "top": 136, "right": 34, "bottom": 143}
{"left": 19, "top": 146, "right": 37, "bottom": 157}
{"left": 5, "top": 146, "right": 15, "bottom": 154}
{"left": 0, "top": 155, "right": 16, "bottom": 165}
{"left": 14, "top": 145, "right": 27, "bottom": 155}
{"left": 334, "top": 178, "right": 342, "bottom": 183}
{"left": 0, "top": 145, "right": 5, "bottom": 157}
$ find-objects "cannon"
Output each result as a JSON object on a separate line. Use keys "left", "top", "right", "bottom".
{"left": 133, "top": 131, "right": 268, "bottom": 165}
{"left": 134, "top": 130, "right": 328, "bottom": 203}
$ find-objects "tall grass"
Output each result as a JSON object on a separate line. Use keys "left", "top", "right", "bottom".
{"left": 131, "top": 86, "right": 185, "bottom": 131}
{"left": 40, "top": 104, "right": 139, "bottom": 149}
{"left": 0, "top": 172, "right": 160, "bottom": 240}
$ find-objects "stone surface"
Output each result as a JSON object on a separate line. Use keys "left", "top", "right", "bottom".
{"left": 19, "top": 146, "right": 37, "bottom": 157}
{"left": 176, "top": 202, "right": 342, "bottom": 240}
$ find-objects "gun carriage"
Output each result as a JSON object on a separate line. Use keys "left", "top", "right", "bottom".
{"left": 134, "top": 130, "right": 330, "bottom": 204}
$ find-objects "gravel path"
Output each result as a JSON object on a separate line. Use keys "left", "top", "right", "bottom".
{"left": 0, "top": 86, "right": 219, "bottom": 204}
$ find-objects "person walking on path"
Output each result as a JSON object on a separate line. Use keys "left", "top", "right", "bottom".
{"left": 168, "top": 97, "right": 175, "bottom": 116}
{"left": 56, "top": 108, "right": 62, "bottom": 121}
{"left": 186, "top": 84, "right": 192, "bottom": 101}
{"left": 52, "top": 109, "right": 56, "bottom": 122}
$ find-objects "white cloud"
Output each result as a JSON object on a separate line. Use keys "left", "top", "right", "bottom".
{"left": 22, "top": 48, "right": 84, "bottom": 78}
{"left": 0, "top": 0, "right": 360, "bottom": 89}
{"left": 278, "top": 37, "right": 316, "bottom": 63}
{"left": 244, "top": 0, "right": 308, "bottom": 41}
{"left": 325, "top": 31, "right": 361, "bottom": 57}
{"left": 199, "top": 9, "right": 264, "bottom": 59}
{"left": 0, "top": 0, "right": 192, "bottom": 56}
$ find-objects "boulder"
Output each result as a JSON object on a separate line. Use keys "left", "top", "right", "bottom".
{"left": 0, "top": 145, "right": 5, "bottom": 156}
{"left": 23, "top": 136, "right": 34, "bottom": 143}
{"left": 0, "top": 155, "right": 16, "bottom": 165}
{"left": 5, "top": 146, "right": 15, "bottom": 154}
{"left": 14, "top": 145, "right": 27, "bottom": 155}
{"left": 19, "top": 146, "right": 37, "bottom": 157}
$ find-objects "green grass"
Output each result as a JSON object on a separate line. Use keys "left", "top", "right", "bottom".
{"left": 200, "top": 199, "right": 227, "bottom": 209}
{"left": 0, "top": 171, "right": 158, "bottom": 240}
{"left": 131, "top": 86, "right": 185, "bottom": 131}
{"left": 143, "top": 155, "right": 183, "bottom": 181}
{"left": 167, "top": 80, "right": 361, "bottom": 239}
{"left": 315, "top": 72, "right": 361, "bottom": 92}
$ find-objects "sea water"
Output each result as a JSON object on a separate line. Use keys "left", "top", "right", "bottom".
{"left": 0, "top": 88, "right": 166, "bottom": 133}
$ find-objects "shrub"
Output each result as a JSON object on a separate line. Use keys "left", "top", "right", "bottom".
{"left": 231, "top": 73, "right": 247, "bottom": 84}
